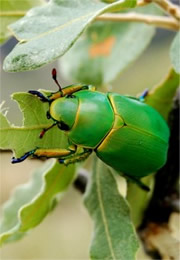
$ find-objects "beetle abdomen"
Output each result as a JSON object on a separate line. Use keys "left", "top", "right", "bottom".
{"left": 96, "top": 93, "right": 169, "bottom": 177}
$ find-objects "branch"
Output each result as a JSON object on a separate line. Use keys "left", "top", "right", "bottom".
{"left": 152, "top": 0, "right": 180, "bottom": 21}
{"left": 137, "top": 0, "right": 180, "bottom": 21}
{"left": 137, "top": 0, "right": 151, "bottom": 7}
{"left": 96, "top": 12, "right": 180, "bottom": 31}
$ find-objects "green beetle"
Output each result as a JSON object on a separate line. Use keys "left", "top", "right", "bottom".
{"left": 12, "top": 69, "right": 169, "bottom": 190}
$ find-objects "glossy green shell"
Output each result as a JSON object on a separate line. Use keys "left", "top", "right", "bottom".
{"left": 96, "top": 93, "right": 170, "bottom": 177}
{"left": 68, "top": 90, "right": 114, "bottom": 148}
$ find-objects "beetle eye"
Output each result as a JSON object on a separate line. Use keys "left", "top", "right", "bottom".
{"left": 58, "top": 121, "right": 70, "bottom": 131}
{"left": 46, "top": 111, "right": 51, "bottom": 119}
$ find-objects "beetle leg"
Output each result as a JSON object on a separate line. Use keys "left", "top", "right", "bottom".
{"left": 59, "top": 149, "right": 92, "bottom": 166}
{"left": 11, "top": 145, "right": 76, "bottom": 164}
{"left": 37, "top": 85, "right": 94, "bottom": 102}
{"left": 62, "top": 84, "right": 96, "bottom": 96}
{"left": 125, "top": 174, "right": 150, "bottom": 192}
{"left": 11, "top": 148, "right": 37, "bottom": 163}
{"left": 34, "top": 148, "right": 75, "bottom": 158}
{"left": 28, "top": 69, "right": 96, "bottom": 103}
{"left": 48, "top": 84, "right": 96, "bottom": 101}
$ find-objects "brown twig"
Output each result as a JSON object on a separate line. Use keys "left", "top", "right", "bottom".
{"left": 137, "top": 0, "right": 152, "bottom": 7}
{"left": 96, "top": 12, "right": 179, "bottom": 31}
{"left": 152, "top": 0, "right": 180, "bottom": 21}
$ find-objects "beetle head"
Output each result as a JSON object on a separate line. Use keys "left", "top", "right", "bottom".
{"left": 49, "top": 95, "right": 79, "bottom": 131}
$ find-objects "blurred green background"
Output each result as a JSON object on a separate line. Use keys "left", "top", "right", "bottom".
{"left": 0, "top": 28, "right": 175, "bottom": 259}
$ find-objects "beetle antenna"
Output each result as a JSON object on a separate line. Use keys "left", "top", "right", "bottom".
{"left": 52, "top": 68, "right": 62, "bottom": 92}
{"left": 39, "top": 122, "right": 57, "bottom": 139}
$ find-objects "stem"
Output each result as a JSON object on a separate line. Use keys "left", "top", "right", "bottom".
{"left": 137, "top": 0, "right": 151, "bottom": 7}
{"left": 152, "top": 0, "right": 180, "bottom": 21}
{"left": 96, "top": 12, "right": 179, "bottom": 31}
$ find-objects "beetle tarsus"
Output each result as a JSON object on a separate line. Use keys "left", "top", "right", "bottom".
{"left": 28, "top": 90, "right": 50, "bottom": 102}
{"left": 139, "top": 89, "right": 149, "bottom": 102}
{"left": 11, "top": 149, "right": 36, "bottom": 164}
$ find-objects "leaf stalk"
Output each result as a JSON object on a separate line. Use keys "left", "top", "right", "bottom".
{"left": 96, "top": 12, "right": 179, "bottom": 31}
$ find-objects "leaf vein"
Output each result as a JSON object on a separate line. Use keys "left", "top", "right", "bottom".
{"left": 0, "top": 124, "right": 51, "bottom": 131}
{"left": 96, "top": 166, "right": 116, "bottom": 259}
{"left": 22, "top": 12, "right": 94, "bottom": 42}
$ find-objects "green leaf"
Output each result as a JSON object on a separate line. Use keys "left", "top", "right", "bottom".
{"left": 170, "top": 32, "right": 180, "bottom": 74}
{"left": 84, "top": 158, "right": 139, "bottom": 260}
{"left": 0, "top": 91, "right": 75, "bottom": 245}
{"left": 60, "top": 5, "right": 160, "bottom": 86}
{"left": 0, "top": 92, "right": 68, "bottom": 157}
{"left": 61, "top": 21, "right": 155, "bottom": 86}
{"left": 0, "top": 159, "right": 75, "bottom": 245}
{"left": 145, "top": 68, "right": 179, "bottom": 120}
{"left": 3, "top": 0, "right": 136, "bottom": 72}
{"left": 0, "top": 0, "right": 44, "bottom": 44}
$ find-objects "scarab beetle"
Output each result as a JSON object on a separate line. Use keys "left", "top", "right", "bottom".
{"left": 12, "top": 69, "right": 169, "bottom": 190}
